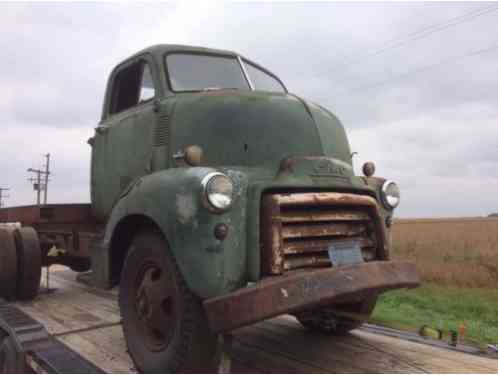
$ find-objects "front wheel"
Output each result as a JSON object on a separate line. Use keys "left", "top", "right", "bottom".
{"left": 119, "top": 229, "right": 218, "bottom": 373}
{"left": 295, "top": 295, "right": 378, "bottom": 335}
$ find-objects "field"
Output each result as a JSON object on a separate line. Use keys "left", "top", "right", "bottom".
{"left": 371, "top": 217, "right": 498, "bottom": 346}
{"left": 391, "top": 217, "right": 498, "bottom": 288}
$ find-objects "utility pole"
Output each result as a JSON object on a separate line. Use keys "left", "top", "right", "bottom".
{"left": 27, "top": 154, "right": 51, "bottom": 206}
{"left": 43, "top": 153, "right": 50, "bottom": 205}
{"left": 27, "top": 169, "right": 42, "bottom": 206}
{"left": 0, "top": 187, "right": 9, "bottom": 208}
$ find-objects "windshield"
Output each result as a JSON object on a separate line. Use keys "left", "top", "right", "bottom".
{"left": 166, "top": 53, "right": 250, "bottom": 92}
{"left": 166, "top": 52, "right": 287, "bottom": 93}
{"left": 243, "top": 60, "right": 286, "bottom": 92}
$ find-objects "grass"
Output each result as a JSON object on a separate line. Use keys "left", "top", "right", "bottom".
{"left": 371, "top": 284, "right": 498, "bottom": 346}
{"left": 370, "top": 217, "right": 498, "bottom": 346}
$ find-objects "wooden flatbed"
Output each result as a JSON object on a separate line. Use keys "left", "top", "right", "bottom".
{"left": 11, "top": 267, "right": 498, "bottom": 373}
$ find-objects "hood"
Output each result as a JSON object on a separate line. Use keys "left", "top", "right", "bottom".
{"left": 169, "top": 91, "right": 352, "bottom": 171}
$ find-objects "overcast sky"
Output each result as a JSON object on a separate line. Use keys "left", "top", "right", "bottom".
{"left": 1, "top": 2, "right": 497, "bottom": 218}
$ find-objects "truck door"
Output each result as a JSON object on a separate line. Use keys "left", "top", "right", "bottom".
{"left": 91, "top": 56, "right": 159, "bottom": 219}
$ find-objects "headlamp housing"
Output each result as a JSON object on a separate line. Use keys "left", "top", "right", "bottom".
{"left": 380, "top": 180, "right": 400, "bottom": 210}
{"left": 201, "top": 172, "right": 234, "bottom": 212}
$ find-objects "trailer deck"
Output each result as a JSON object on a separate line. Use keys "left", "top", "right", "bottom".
{"left": 9, "top": 267, "right": 498, "bottom": 373}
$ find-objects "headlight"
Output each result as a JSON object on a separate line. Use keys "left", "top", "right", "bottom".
{"left": 381, "top": 180, "right": 400, "bottom": 209}
{"left": 201, "top": 172, "right": 234, "bottom": 212}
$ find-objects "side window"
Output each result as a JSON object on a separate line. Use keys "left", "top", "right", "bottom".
{"left": 139, "top": 64, "right": 155, "bottom": 102}
{"left": 109, "top": 61, "right": 156, "bottom": 115}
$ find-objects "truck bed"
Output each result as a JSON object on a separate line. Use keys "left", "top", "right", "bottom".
{"left": 14, "top": 267, "right": 498, "bottom": 373}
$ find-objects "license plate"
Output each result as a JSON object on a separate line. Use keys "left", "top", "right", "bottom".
{"left": 327, "top": 240, "right": 363, "bottom": 266}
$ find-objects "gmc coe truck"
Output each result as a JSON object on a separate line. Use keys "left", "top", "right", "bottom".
{"left": 0, "top": 44, "right": 419, "bottom": 373}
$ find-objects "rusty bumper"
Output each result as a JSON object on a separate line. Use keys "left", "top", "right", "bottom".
{"left": 204, "top": 261, "right": 419, "bottom": 333}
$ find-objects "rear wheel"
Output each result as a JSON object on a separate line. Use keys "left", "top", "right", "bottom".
{"left": 295, "top": 295, "right": 378, "bottom": 335}
{"left": 119, "top": 229, "right": 218, "bottom": 373}
{"left": 0, "top": 229, "right": 18, "bottom": 301}
{"left": 13, "top": 227, "right": 42, "bottom": 301}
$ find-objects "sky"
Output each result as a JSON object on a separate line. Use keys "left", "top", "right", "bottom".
{"left": 1, "top": 1, "right": 497, "bottom": 218}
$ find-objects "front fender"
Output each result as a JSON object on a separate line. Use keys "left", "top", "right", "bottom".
{"left": 104, "top": 167, "right": 248, "bottom": 299}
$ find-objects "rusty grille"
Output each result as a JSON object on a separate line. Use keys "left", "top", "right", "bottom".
{"left": 260, "top": 192, "right": 385, "bottom": 275}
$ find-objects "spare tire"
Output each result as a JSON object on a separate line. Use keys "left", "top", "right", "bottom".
{"left": 13, "top": 227, "right": 42, "bottom": 301}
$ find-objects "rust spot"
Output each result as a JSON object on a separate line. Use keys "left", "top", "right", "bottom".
{"left": 204, "top": 261, "right": 420, "bottom": 333}
{"left": 261, "top": 192, "right": 387, "bottom": 275}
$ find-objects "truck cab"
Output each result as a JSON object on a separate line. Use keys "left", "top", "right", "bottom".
{"left": 0, "top": 44, "right": 418, "bottom": 373}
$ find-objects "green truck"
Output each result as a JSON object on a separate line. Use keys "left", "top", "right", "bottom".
{"left": 0, "top": 44, "right": 419, "bottom": 373}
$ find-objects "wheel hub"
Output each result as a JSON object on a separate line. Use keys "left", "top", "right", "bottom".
{"left": 135, "top": 264, "right": 176, "bottom": 351}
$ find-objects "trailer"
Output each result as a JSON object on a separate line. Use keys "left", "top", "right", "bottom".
{"left": 0, "top": 266, "right": 494, "bottom": 373}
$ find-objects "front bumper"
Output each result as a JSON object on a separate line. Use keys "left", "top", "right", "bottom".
{"left": 204, "top": 261, "right": 419, "bottom": 333}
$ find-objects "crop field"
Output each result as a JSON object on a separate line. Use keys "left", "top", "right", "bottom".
{"left": 372, "top": 217, "right": 498, "bottom": 346}
{"left": 391, "top": 217, "right": 498, "bottom": 288}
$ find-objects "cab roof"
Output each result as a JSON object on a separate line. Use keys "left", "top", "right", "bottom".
{"left": 118, "top": 44, "right": 283, "bottom": 86}
{"left": 111, "top": 43, "right": 286, "bottom": 88}
{"left": 130, "top": 44, "right": 240, "bottom": 61}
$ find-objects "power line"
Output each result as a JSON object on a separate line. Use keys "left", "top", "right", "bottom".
{"left": 337, "top": 41, "right": 498, "bottom": 95}
{"left": 328, "top": 4, "right": 498, "bottom": 76}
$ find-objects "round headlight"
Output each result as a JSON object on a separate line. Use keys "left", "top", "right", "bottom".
{"left": 381, "top": 180, "right": 400, "bottom": 209}
{"left": 201, "top": 172, "right": 234, "bottom": 212}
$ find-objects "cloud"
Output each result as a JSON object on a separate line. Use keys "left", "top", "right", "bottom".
{"left": 1, "top": 2, "right": 497, "bottom": 217}
{"left": 2, "top": 124, "right": 92, "bottom": 206}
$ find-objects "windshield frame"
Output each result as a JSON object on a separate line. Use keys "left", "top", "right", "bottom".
{"left": 163, "top": 50, "right": 288, "bottom": 94}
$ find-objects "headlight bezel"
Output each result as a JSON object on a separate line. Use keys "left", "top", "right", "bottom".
{"left": 380, "top": 180, "right": 400, "bottom": 210}
{"left": 201, "top": 172, "right": 234, "bottom": 213}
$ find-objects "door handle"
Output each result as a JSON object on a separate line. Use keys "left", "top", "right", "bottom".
{"left": 153, "top": 99, "right": 160, "bottom": 113}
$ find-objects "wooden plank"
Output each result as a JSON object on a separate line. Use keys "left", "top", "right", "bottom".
{"left": 234, "top": 321, "right": 415, "bottom": 373}
{"left": 11, "top": 267, "right": 498, "bottom": 374}
{"left": 231, "top": 338, "right": 326, "bottom": 374}
{"left": 273, "top": 316, "right": 498, "bottom": 373}
{"left": 355, "top": 330, "right": 498, "bottom": 373}
{"left": 16, "top": 269, "right": 120, "bottom": 335}
{"left": 58, "top": 325, "right": 134, "bottom": 374}
{"left": 16, "top": 288, "right": 120, "bottom": 335}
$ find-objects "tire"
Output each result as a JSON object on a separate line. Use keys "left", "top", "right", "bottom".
{"left": 119, "top": 229, "right": 218, "bottom": 373}
{"left": 0, "top": 229, "right": 18, "bottom": 301}
{"left": 296, "top": 295, "right": 378, "bottom": 335}
{"left": 13, "top": 227, "right": 42, "bottom": 301}
{"left": 67, "top": 256, "right": 92, "bottom": 273}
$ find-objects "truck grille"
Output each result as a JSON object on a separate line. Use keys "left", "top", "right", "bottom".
{"left": 260, "top": 192, "right": 385, "bottom": 275}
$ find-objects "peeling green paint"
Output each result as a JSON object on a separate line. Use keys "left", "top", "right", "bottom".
{"left": 92, "top": 45, "right": 394, "bottom": 299}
